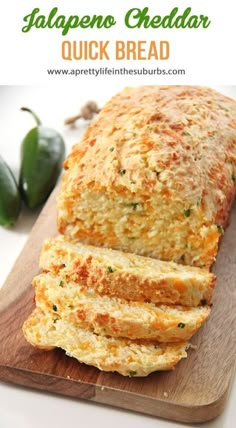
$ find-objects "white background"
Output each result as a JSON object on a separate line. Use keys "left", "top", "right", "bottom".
{"left": 0, "top": 0, "right": 235, "bottom": 84}
{"left": 0, "top": 0, "right": 235, "bottom": 426}
{"left": 0, "top": 85, "right": 235, "bottom": 428}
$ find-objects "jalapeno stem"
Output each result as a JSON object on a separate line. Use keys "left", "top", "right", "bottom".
{"left": 21, "top": 107, "right": 42, "bottom": 126}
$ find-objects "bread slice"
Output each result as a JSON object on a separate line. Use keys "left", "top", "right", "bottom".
{"left": 57, "top": 86, "right": 236, "bottom": 268}
{"left": 40, "top": 237, "right": 215, "bottom": 306}
{"left": 23, "top": 308, "right": 189, "bottom": 376}
{"left": 33, "top": 271, "right": 211, "bottom": 342}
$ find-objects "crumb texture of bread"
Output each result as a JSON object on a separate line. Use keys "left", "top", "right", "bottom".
{"left": 33, "top": 271, "right": 211, "bottom": 342}
{"left": 23, "top": 308, "right": 188, "bottom": 376}
{"left": 57, "top": 86, "right": 236, "bottom": 268}
{"left": 40, "top": 237, "right": 215, "bottom": 306}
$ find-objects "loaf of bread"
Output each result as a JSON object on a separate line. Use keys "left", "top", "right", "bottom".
{"left": 23, "top": 308, "right": 189, "bottom": 376}
{"left": 40, "top": 237, "right": 215, "bottom": 306}
{"left": 33, "top": 271, "right": 210, "bottom": 342}
{"left": 58, "top": 86, "right": 236, "bottom": 268}
{"left": 22, "top": 86, "right": 236, "bottom": 377}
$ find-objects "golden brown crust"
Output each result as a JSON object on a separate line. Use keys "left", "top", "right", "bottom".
{"left": 58, "top": 86, "right": 236, "bottom": 268}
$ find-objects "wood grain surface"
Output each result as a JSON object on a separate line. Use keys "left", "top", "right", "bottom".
{"left": 0, "top": 186, "right": 235, "bottom": 423}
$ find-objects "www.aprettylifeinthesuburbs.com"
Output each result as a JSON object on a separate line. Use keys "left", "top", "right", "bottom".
{"left": 46, "top": 66, "right": 186, "bottom": 77}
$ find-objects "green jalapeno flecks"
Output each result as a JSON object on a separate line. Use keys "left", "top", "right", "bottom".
{"left": 19, "top": 107, "right": 65, "bottom": 209}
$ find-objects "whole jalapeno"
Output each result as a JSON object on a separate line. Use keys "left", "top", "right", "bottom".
{"left": 0, "top": 155, "right": 21, "bottom": 227}
{"left": 19, "top": 107, "right": 65, "bottom": 209}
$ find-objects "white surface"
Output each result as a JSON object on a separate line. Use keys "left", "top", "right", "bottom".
{"left": 0, "top": 86, "right": 235, "bottom": 428}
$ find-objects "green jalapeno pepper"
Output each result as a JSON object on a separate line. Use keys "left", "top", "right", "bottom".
{"left": 19, "top": 107, "right": 65, "bottom": 209}
{"left": 0, "top": 156, "right": 21, "bottom": 227}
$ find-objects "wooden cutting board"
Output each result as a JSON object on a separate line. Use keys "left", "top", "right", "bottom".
{"left": 0, "top": 187, "right": 235, "bottom": 424}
